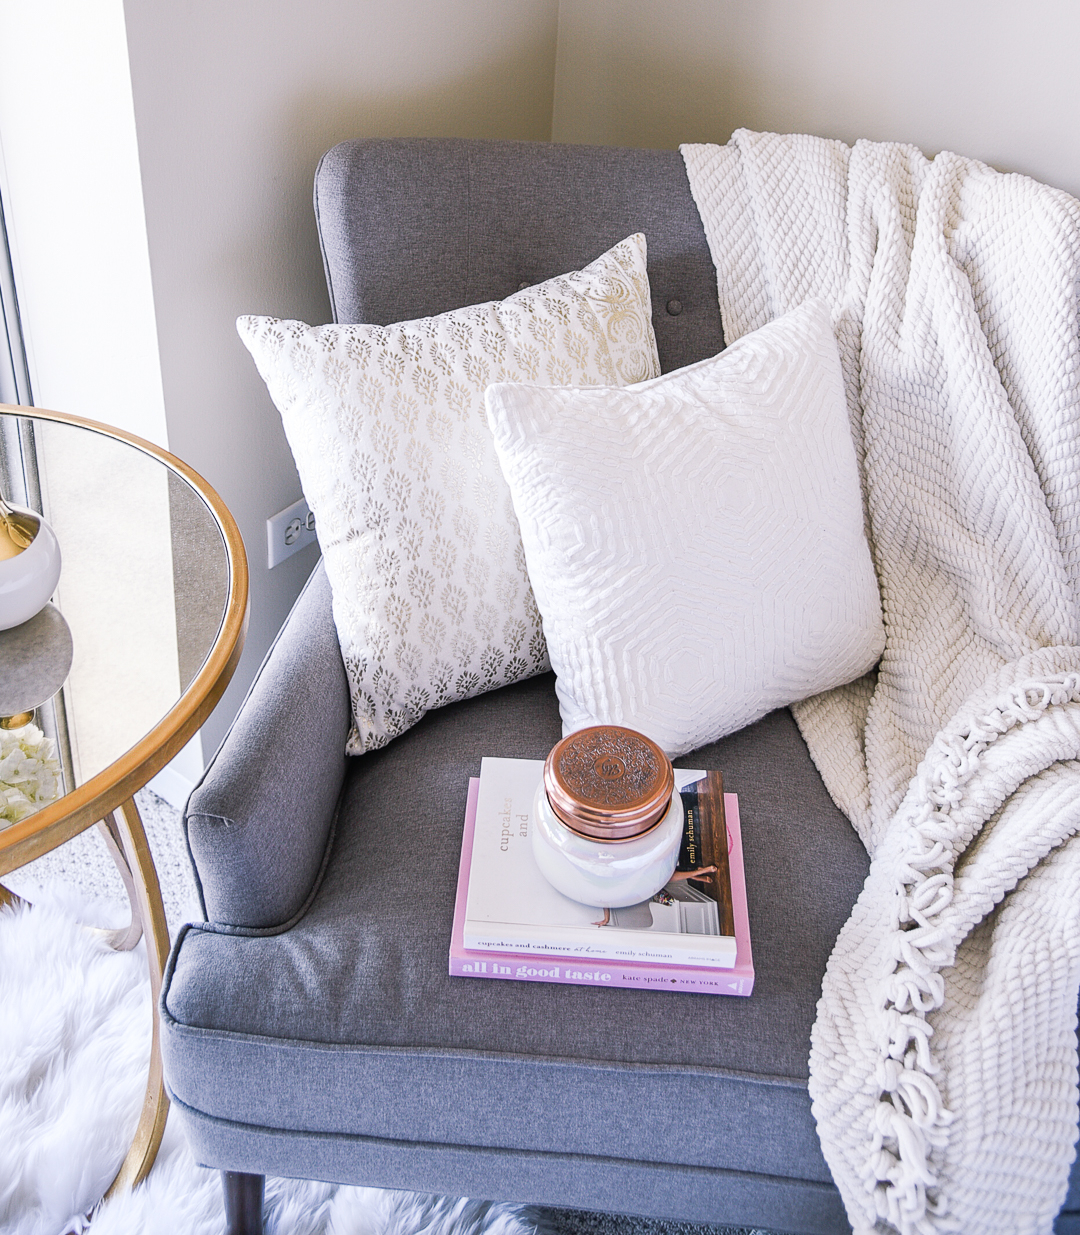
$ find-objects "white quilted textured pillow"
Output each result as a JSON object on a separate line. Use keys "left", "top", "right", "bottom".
{"left": 485, "top": 297, "right": 884, "bottom": 756}
{"left": 238, "top": 234, "right": 659, "bottom": 754}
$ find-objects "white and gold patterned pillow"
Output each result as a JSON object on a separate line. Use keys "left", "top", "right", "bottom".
{"left": 239, "top": 234, "right": 659, "bottom": 754}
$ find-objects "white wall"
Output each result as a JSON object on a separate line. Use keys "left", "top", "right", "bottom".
{"left": 0, "top": 0, "right": 167, "bottom": 444}
{"left": 5, "top": 0, "right": 1078, "bottom": 765}
{"left": 551, "top": 0, "right": 1080, "bottom": 199}
{"left": 121, "top": 0, "right": 561, "bottom": 755}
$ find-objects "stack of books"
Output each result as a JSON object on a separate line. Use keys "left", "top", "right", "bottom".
{"left": 450, "top": 757, "right": 754, "bottom": 996}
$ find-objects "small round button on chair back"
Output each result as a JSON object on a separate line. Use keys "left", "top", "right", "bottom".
{"left": 543, "top": 725, "right": 674, "bottom": 841}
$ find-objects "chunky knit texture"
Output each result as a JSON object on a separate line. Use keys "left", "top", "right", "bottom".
{"left": 682, "top": 132, "right": 1080, "bottom": 1233}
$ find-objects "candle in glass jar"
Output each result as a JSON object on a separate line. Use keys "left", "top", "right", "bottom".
{"left": 531, "top": 725, "right": 684, "bottom": 908}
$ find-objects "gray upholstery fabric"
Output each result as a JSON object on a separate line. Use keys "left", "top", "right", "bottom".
{"left": 163, "top": 675, "right": 867, "bottom": 1229}
{"left": 171, "top": 1097, "right": 850, "bottom": 1234}
{"left": 185, "top": 561, "right": 351, "bottom": 928}
{"left": 314, "top": 139, "right": 724, "bottom": 376}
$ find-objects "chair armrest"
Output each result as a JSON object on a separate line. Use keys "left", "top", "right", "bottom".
{"left": 185, "top": 560, "right": 351, "bottom": 929}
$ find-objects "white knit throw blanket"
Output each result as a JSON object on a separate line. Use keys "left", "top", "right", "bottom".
{"left": 681, "top": 132, "right": 1080, "bottom": 1234}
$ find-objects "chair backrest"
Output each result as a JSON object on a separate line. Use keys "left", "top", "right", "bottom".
{"left": 314, "top": 138, "right": 724, "bottom": 375}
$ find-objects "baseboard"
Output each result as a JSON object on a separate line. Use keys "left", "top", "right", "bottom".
{"left": 145, "top": 732, "right": 204, "bottom": 812}
{"left": 146, "top": 763, "right": 198, "bottom": 812}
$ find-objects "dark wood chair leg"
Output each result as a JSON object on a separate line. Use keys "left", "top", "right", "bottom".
{"left": 222, "top": 1171, "right": 265, "bottom": 1235}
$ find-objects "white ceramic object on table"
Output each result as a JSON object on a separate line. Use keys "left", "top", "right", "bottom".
{"left": 531, "top": 781, "right": 683, "bottom": 907}
{"left": 530, "top": 725, "right": 685, "bottom": 908}
{"left": 0, "top": 505, "right": 62, "bottom": 631}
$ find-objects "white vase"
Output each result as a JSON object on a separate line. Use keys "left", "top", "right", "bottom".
{"left": 0, "top": 506, "right": 62, "bottom": 631}
{"left": 531, "top": 780, "right": 684, "bottom": 908}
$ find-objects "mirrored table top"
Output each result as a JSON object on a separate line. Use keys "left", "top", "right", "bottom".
{"left": 0, "top": 407, "right": 246, "bottom": 850}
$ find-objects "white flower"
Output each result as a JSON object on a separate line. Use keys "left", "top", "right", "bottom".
{"left": 0, "top": 723, "right": 62, "bottom": 825}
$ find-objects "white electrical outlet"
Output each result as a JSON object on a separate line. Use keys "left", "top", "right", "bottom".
{"left": 267, "top": 497, "right": 317, "bottom": 568}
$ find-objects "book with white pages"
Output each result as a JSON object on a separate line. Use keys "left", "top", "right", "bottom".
{"left": 463, "top": 756, "right": 739, "bottom": 969}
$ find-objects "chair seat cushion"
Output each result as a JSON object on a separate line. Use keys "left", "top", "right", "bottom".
{"left": 162, "top": 673, "right": 869, "bottom": 1190}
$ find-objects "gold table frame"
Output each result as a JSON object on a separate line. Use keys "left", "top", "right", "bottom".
{"left": 0, "top": 403, "right": 249, "bottom": 1198}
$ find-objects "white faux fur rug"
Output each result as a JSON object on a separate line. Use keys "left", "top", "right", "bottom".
{"left": 0, "top": 886, "right": 545, "bottom": 1235}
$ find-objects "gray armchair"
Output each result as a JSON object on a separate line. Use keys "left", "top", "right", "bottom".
{"left": 159, "top": 140, "right": 1080, "bottom": 1235}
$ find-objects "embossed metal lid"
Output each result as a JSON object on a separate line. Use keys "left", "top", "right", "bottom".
{"left": 543, "top": 725, "right": 675, "bottom": 842}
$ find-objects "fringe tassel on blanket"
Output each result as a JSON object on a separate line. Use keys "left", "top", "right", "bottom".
{"left": 867, "top": 676, "right": 1080, "bottom": 1230}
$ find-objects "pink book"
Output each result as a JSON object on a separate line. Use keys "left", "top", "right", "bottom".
{"left": 450, "top": 776, "right": 755, "bottom": 997}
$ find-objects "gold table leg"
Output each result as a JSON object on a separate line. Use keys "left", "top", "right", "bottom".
{"left": 100, "top": 796, "right": 171, "bottom": 1197}
{"left": 92, "top": 814, "right": 144, "bottom": 952}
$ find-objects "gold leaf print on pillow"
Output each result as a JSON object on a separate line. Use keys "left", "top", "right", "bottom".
{"left": 414, "top": 367, "right": 439, "bottom": 405}
{"left": 418, "top": 485, "right": 446, "bottom": 526}
{"left": 448, "top": 380, "right": 476, "bottom": 422}
{"left": 462, "top": 353, "right": 491, "bottom": 391}
{"left": 441, "top": 583, "right": 468, "bottom": 626}
{"left": 595, "top": 276, "right": 645, "bottom": 344}
{"left": 405, "top": 439, "right": 433, "bottom": 482}
{"left": 391, "top": 390, "right": 420, "bottom": 433}
{"left": 546, "top": 355, "right": 573, "bottom": 386}
{"left": 514, "top": 343, "right": 540, "bottom": 381}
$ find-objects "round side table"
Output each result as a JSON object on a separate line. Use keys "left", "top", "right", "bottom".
{"left": 0, "top": 403, "right": 248, "bottom": 1197}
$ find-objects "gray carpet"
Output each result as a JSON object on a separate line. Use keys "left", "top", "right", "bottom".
{"left": 3, "top": 786, "right": 201, "bottom": 934}
{"left": 537, "top": 1208, "right": 766, "bottom": 1235}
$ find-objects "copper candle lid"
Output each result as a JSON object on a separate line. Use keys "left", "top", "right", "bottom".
{"left": 543, "top": 725, "right": 675, "bottom": 842}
